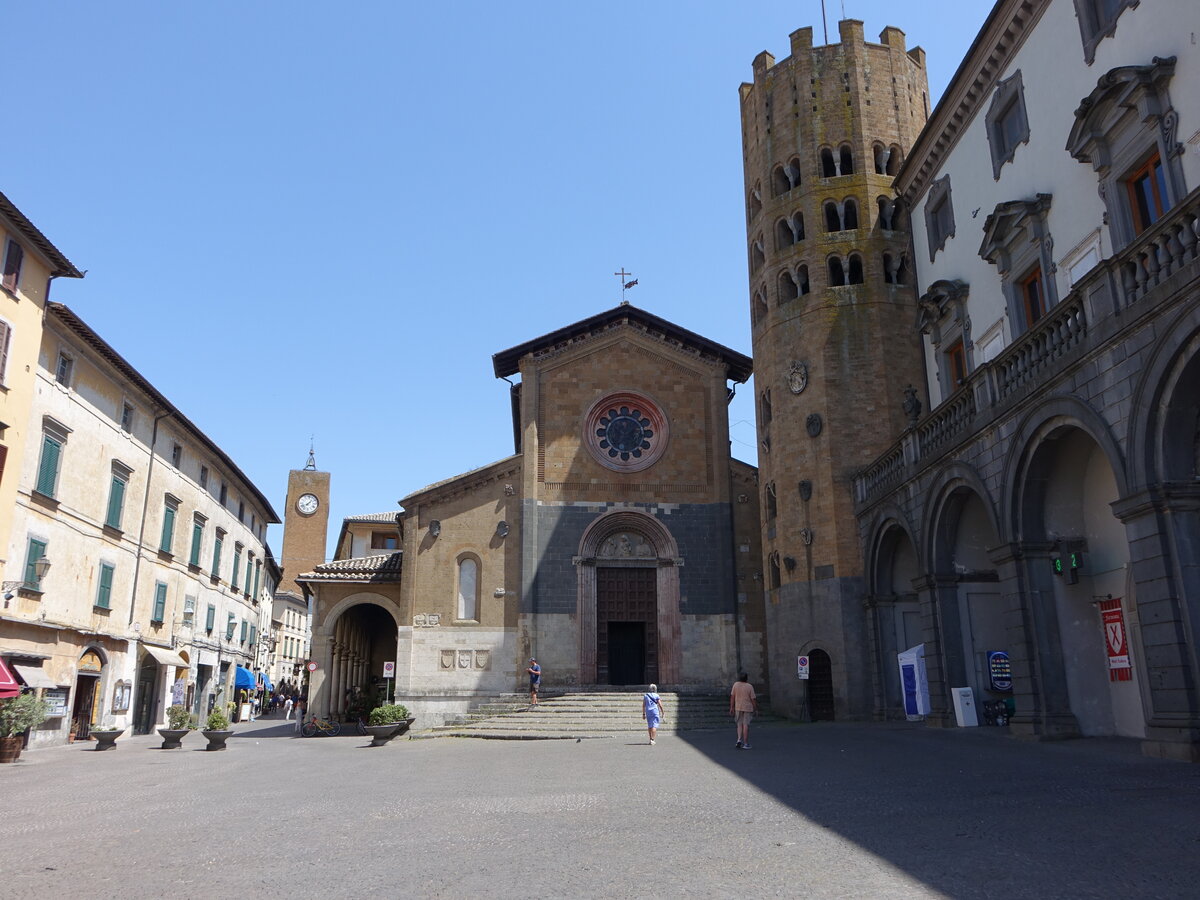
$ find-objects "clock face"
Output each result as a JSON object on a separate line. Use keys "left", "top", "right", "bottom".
{"left": 583, "top": 391, "right": 669, "bottom": 473}
{"left": 296, "top": 493, "right": 319, "bottom": 516}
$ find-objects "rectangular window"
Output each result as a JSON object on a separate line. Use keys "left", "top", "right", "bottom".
{"left": 1021, "top": 266, "right": 1044, "bottom": 329}
{"left": 253, "top": 561, "right": 261, "bottom": 599}
{"left": 240, "top": 619, "right": 248, "bottom": 644}
{"left": 2, "top": 239, "right": 23, "bottom": 293}
{"left": 152, "top": 582, "right": 167, "bottom": 623}
{"left": 160, "top": 503, "right": 176, "bottom": 553}
{"left": 205, "top": 603, "right": 216, "bottom": 633}
{"left": 237, "top": 501, "right": 244, "bottom": 523}
{"left": 232, "top": 545, "right": 242, "bottom": 592}
{"left": 212, "top": 531, "right": 224, "bottom": 579}
{"left": 945, "top": 339, "right": 968, "bottom": 387}
{"left": 226, "top": 612, "right": 236, "bottom": 640}
{"left": 1126, "top": 153, "right": 1166, "bottom": 236}
{"left": 55, "top": 352, "right": 73, "bottom": 387}
{"left": 931, "top": 199, "right": 953, "bottom": 246}
{"left": 120, "top": 402, "right": 134, "bottom": 432}
{"left": 95, "top": 563, "right": 115, "bottom": 609}
{"left": 249, "top": 624, "right": 257, "bottom": 647}
{"left": 35, "top": 433, "right": 62, "bottom": 497}
{"left": 371, "top": 531, "right": 399, "bottom": 550}
{"left": 219, "top": 483, "right": 228, "bottom": 506}
{"left": 24, "top": 538, "right": 47, "bottom": 589}
{"left": 199, "top": 465, "right": 209, "bottom": 490}
{"left": 189, "top": 518, "right": 204, "bottom": 567}
{"left": 105, "top": 473, "right": 128, "bottom": 529}
{"left": 0, "top": 319, "right": 11, "bottom": 385}
{"left": 171, "top": 443, "right": 182, "bottom": 467}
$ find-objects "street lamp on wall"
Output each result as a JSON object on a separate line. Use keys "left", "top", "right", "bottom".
{"left": 429, "top": 520, "right": 441, "bottom": 538}
{"left": 3, "top": 556, "right": 51, "bottom": 602}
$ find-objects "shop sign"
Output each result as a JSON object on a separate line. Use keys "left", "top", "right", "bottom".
{"left": 43, "top": 689, "right": 68, "bottom": 718}
{"left": 1099, "top": 597, "right": 1132, "bottom": 682}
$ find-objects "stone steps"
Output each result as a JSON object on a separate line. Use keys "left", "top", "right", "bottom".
{"left": 420, "top": 690, "right": 777, "bottom": 741}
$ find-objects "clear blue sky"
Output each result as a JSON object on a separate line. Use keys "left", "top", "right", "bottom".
{"left": 7, "top": 1, "right": 991, "bottom": 561}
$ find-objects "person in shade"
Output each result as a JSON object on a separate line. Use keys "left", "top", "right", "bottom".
{"left": 643, "top": 684, "right": 665, "bottom": 745}
{"left": 730, "top": 672, "right": 759, "bottom": 749}
{"left": 527, "top": 658, "right": 541, "bottom": 706}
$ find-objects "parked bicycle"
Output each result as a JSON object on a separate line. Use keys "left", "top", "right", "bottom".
{"left": 301, "top": 714, "right": 342, "bottom": 737}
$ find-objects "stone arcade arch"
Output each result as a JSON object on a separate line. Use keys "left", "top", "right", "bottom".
{"left": 311, "top": 593, "right": 401, "bottom": 719}
{"left": 575, "top": 511, "right": 682, "bottom": 686}
{"left": 866, "top": 510, "right": 923, "bottom": 717}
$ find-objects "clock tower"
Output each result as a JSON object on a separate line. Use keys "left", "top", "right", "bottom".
{"left": 281, "top": 450, "right": 331, "bottom": 597}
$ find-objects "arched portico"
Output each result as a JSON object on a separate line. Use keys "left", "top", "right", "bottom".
{"left": 310, "top": 592, "right": 401, "bottom": 719}
{"left": 574, "top": 510, "right": 682, "bottom": 685}
{"left": 865, "top": 509, "right": 923, "bottom": 719}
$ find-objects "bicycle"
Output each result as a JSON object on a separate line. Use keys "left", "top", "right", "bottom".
{"left": 301, "top": 714, "right": 342, "bottom": 737}
{"left": 354, "top": 716, "right": 368, "bottom": 736}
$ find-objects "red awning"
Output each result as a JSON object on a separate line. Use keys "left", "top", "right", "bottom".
{"left": 0, "top": 657, "right": 20, "bottom": 699}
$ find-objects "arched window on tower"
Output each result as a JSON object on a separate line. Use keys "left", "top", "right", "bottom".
{"left": 878, "top": 196, "right": 895, "bottom": 231}
{"left": 772, "top": 165, "right": 790, "bottom": 196}
{"left": 748, "top": 182, "right": 763, "bottom": 223}
{"left": 886, "top": 144, "right": 902, "bottom": 176}
{"left": 883, "top": 252, "right": 907, "bottom": 285}
{"left": 891, "top": 199, "right": 906, "bottom": 231}
{"left": 752, "top": 290, "right": 768, "bottom": 326}
{"left": 798, "top": 264, "right": 810, "bottom": 295}
{"left": 839, "top": 144, "right": 855, "bottom": 176}
{"left": 843, "top": 198, "right": 859, "bottom": 230}
{"left": 824, "top": 201, "right": 841, "bottom": 233}
{"left": 760, "top": 389, "right": 773, "bottom": 426}
{"left": 848, "top": 254, "right": 865, "bottom": 285}
{"left": 457, "top": 557, "right": 479, "bottom": 621}
{"left": 828, "top": 256, "right": 846, "bottom": 286}
{"left": 776, "top": 218, "right": 795, "bottom": 250}
{"left": 786, "top": 157, "right": 802, "bottom": 190}
{"left": 778, "top": 270, "right": 799, "bottom": 304}
{"left": 791, "top": 211, "right": 805, "bottom": 241}
{"left": 873, "top": 143, "right": 888, "bottom": 175}
{"left": 750, "top": 234, "right": 765, "bottom": 273}
{"left": 820, "top": 147, "right": 836, "bottom": 178}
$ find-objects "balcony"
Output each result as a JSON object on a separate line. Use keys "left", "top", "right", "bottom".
{"left": 855, "top": 185, "right": 1200, "bottom": 508}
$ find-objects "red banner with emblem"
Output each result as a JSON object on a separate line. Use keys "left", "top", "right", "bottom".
{"left": 1098, "top": 597, "right": 1132, "bottom": 682}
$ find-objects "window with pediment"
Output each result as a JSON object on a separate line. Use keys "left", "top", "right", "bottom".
{"left": 985, "top": 71, "right": 1030, "bottom": 180}
{"left": 978, "top": 194, "right": 1057, "bottom": 338}
{"left": 923, "top": 175, "right": 955, "bottom": 261}
{"left": 916, "top": 279, "right": 972, "bottom": 402}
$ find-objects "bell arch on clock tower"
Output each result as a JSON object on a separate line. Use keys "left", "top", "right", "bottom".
{"left": 281, "top": 464, "right": 331, "bottom": 597}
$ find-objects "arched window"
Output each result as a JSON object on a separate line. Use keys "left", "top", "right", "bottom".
{"left": 748, "top": 182, "right": 763, "bottom": 223}
{"left": 791, "top": 211, "right": 805, "bottom": 241}
{"left": 886, "top": 144, "right": 902, "bottom": 176}
{"left": 772, "top": 165, "right": 790, "bottom": 196}
{"left": 760, "top": 389, "right": 773, "bottom": 426}
{"left": 820, "top": 148, "right": 836, "bottom": 178}
{"left": 778, "top": 270, "right": 799, "bottom": 303}
{"left": 877, "top": 196, "right": 894, "bottom": 231}
{"left": 883, "top": 252, "right": 907, "bottom": 285}
{"left": 848, "top": 254, "right": 864, "bottom": 285}
{"left": 750, "top": 235, "right": 765, "bottom": 273}
{"left": 828, "top": 256, "right": 846, "bottom": 286}
{"left": 786, "top": 157, "right": 802, "bottom": 190}
{"left": 843, "top": 198, "right": 859, "bottom": 230}
{"left": 839, "top": 144, "right": 855, "bottom": 176}
{"left": 891, "top": 199, "right": 905, "bottom": 231}
{"left": 873, "top": 143, "right": 888, "bottom": 175}
{"left": 798, "top": 264, "right": 810, "bottom": 295}
{"left": 776, "top": 218, "right": 795, "bottom": 250}
{"left": 457, "top": 557, "right": 478, "bottom": 621}
{"left": 824, "top": 201, "right": 841, "bottom": 233}
{"left": 752, "top": 290, "right": 768, "bottom": 326}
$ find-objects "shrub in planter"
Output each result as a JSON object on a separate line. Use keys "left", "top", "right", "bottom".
{"left": 0, "top": 693, "right": 49, "bottom": 737}
{"left": 166, "top": 704, "right": 191, "bottom": 731}
{"left": 368, "top": 704, "right": 410, "bottom": 726}
{"left": 205, "top": 709, "right": 230, "bottom": 731}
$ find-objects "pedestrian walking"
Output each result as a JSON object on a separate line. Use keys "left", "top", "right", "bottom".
{"left": 284, "top": 695, "right": 294, "bottom": 720}
{"left": 643, "top": 683, "right": 664, "bottom": 745}
{"left": 294, "top": 695, "right": 306, "bottom": 733}
{"left": 527, "top": 658, "right": 541, "bottom": 706}
{"left": 730, "top": 672, "right": 759, "bottom": 749}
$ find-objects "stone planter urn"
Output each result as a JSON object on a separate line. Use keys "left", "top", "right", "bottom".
{"left": 201, "top": 729, "right": 234, "bottom": 751}
{"left": 365, "top": 717, "right": 415, "bottom": 747}
{"left": 158, "top": 728, "right": 190, "bottom": 750}
{"left": 90, "top": 728, "right": 124, "bottom": 751}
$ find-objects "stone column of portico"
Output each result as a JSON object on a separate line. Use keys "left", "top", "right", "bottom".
{"left": 311, "top": 634, "right": 333, "bottom": 718}
{"left": 1114, "top": 487, "right": 1200, "bottom": 761}
{"left": 912, "top": 574, "right": 956, "bottom": 727}
{"left": 329, "top": 618, "right": 344, "bottom": 718}
{"left": 1002, "top": 541, "right": 1079, "bottom": 740}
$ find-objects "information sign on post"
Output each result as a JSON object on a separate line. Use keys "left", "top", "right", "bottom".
{"left": 796, "top": 655, "right": 810, "bottom": 680}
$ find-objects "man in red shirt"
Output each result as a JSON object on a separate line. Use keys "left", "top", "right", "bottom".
{"left": 730, "top": 672, "right": 759, "bottom": 749}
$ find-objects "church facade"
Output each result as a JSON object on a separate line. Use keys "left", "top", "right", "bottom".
{"left": 298, "top": 306, "right": 764, "bottom": 726}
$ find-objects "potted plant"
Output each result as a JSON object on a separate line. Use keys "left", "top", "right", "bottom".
{"left": 364, "top": 703, "right": 413, "bottom": 747}
{"left": 158, "top": 704, "right": 193, "bottom": 750}
{"left": 0, "top": 694, "right": 49, "bottom": 763}
{"left": 89, "top": 719, "right": 125, "bottom": 751}
{"left": 201, "top": 708, "right": 233, "bottom": 751}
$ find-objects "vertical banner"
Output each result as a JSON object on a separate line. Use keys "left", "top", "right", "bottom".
{"left": 1098, "top": 597, "right": 1132, "bottom": 682}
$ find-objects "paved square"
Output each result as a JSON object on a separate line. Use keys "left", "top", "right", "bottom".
{"left": 2, "top": 718, "right": 1198, "bottom": 898}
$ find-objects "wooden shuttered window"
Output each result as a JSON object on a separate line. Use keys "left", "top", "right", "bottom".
{"left": 160, "top": 505, "right": 176, "bottom": 553}
{"left": 95, "top": 563, "right": 115, "bottom": 609}
{"left": 35, "top": 434, "right": 62, "bottom": 497}
{"left": 190, "top": 520, "right": 203, "bottom": 566}
{"left": 205, "top": 604, "right": 216, "bottom": 632}
{"left": 232, "top": 547, "right": 241, "bottom": 592}
{"left": 24, "top": 538, "right": 47, "bottom": 588}
{"left": 151, "top": 582, "right": 167, "bottom": 623}
{"left": 0, "top": 319, "right": 10, "bottom": 385}
{"left": 2, "top": 240, "right": 23, "bottom": 293}
{"left": 105, "top": 475, "right": 127, "bottom": 529}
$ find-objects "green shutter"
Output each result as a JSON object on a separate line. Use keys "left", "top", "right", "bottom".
{"left": 35, "top": 435, "right": 61, "bottom": 496}
{"left": 105, "top": 476, "right": 126, "bottom": 528}
{"left": 152, "top": 582, "right": 167, "bottom": 622}
{"left": 240, "top": 619, "right": 248, "bottom": 643}
{"left": 232, "top": 548, "right": 241, "bottom": 591}
{"left": 205, "top": 604, "right": 216, "bottom": 632}
{"left": 96, "top": 563, "right": 114, "bottom": 609}
{"left": 253, "top": 562, "right": 261, "bottom": 600}
{"left": 190, "top": 522, "right": 203, "bottom": 566}
{"left": 226, "top": 613, "right": 235, "bottom": 640}
{"left": 212, "top": 535, "right": 223, "bottom": 578}
{"left": 160, "top": 506, "right": 176, "bottom": 552}
{"left": 24, "top": 539, "right": 46, "bottom": 588}
{"left": 250, "top": 624, "right": 257, "bottom": 647}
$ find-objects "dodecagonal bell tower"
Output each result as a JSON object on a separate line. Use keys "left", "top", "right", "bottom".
{"left": 739, "top": 19, "right": 929, "bottom": 720}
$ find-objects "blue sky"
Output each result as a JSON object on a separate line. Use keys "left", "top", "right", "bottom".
{"left": 6, "top": 1, "right": 992, "bottom": 560}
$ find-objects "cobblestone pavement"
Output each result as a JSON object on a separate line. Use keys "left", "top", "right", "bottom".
{"left": 2, "top": 716, "right": 1198, "bottom": 899}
